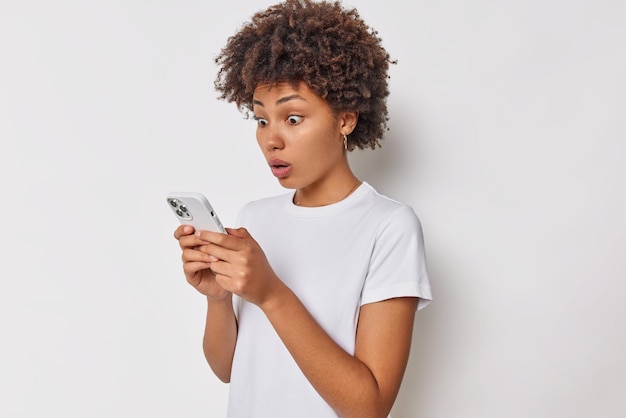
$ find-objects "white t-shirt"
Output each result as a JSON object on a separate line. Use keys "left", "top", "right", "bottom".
{"left": 227, "top": 182, "right": 431, "bottom": 418}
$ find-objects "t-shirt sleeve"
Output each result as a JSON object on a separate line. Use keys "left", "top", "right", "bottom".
{"left": 361, "top": 204, "right": 432, "bottom": 310}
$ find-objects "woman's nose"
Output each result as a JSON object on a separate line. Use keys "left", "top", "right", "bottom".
{"left": 259, "top": 124, "right": 285, "bottom": 151}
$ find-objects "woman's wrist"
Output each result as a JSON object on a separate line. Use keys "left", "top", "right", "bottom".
{"left": 206, "top": 292, "right": 233, "bottom": 305}
{"left": 258, "top": 279, "right": 294, "bottom": 316}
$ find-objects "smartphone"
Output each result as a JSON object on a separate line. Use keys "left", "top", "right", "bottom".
{"left": 166, "top": 191, "right": 226, "bottom": 233}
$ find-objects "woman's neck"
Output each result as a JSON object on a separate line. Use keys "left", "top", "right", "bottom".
{"left": 293, "top": 174, "right": 361, "bottom": 207}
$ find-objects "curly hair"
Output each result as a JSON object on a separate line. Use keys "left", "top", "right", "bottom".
{"left": 214, "top": 0, "right": 394, "bottom": 150}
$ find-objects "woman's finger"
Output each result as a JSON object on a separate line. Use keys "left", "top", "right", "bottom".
{"left": 183, "top": 261, "right": 213, "bottom": 276}
{"left": 173, "top": 224, "right": 195, "bottom": 240}
{"left": 195, "top": 229, "right": 244, "bottom": 251}
{"left": 182, "top": 248, "right": 215, "bottom": 264}
{"left": 178, "top": 233, "right": 212, "bottom": 250}
{"left": 195, "top": 244, "right": 230, "bottom": 262}
{"left": 207, "top": 259, "right": 230, "bottom": 276}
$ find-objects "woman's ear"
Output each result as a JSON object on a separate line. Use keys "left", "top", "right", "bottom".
{"left": 340, "top": 111, "right": 359, "bottom": 135}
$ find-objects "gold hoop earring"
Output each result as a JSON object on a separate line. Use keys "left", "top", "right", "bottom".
{"left": 343, "top": 134, "right": 348, "bottom": 150}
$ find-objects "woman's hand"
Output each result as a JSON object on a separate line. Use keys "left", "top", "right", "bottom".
{"left": 194, "top": 227, "right": 283, "bottom": 308}
{"left": 174, "top": 225, "right": 231, "bottom": 300}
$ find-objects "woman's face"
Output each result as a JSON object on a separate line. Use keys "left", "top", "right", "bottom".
{"left": 252, "top": 82, "right": 353, "bottom": 191}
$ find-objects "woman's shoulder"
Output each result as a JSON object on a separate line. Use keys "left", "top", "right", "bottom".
{"left": 237, "top": 192, "right": 292, "bottom": 220}
{"left": 360, "top": 183, "right": 421, "bottom": 223}
{"left": 245, "top": 192, "right": 291, "bottom": 208}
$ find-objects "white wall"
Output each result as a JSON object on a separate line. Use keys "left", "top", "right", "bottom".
{"left": 1, "top": 1, "right": 624, "bottom": 417}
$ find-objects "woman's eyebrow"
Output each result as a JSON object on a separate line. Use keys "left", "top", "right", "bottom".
{"left": 276, "top": 94, "right": 307, "bottom": 105}
{"left": 253, "top": 94, "right": 308, "bottom": 107}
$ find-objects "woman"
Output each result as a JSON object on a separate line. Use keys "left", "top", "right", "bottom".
{"left": 174, "top": 1, "right": 432, "bottom": 416}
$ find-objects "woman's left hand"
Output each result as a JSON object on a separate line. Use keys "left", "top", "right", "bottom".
{"left": 194, "top": 227, "right": 283, "bottom": 307}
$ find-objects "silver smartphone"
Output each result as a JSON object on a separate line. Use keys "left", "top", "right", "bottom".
{"left": 166, "top": 191, "right": 226, "bottom": 233}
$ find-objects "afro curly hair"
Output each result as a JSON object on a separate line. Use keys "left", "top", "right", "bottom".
{"left": 214, "top": 0, "right": 394, "bottom": 150}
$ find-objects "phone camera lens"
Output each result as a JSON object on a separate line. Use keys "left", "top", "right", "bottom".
{"left": 176, "top": 209, "right": 183, "bottom": 216}
{"left": 180, "top": 205, "right": 188, "bottom": 213}
{"left": 169, "top": 199, "right": 178, "bottom": 207}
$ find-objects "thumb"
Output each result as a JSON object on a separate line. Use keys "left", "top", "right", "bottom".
{"left": 225, "top": 227, "right": 250, "bottom": 238}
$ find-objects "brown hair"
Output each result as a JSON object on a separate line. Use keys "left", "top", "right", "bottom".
{"left": 214, "top": 0, "right": 394, "bottom": 150}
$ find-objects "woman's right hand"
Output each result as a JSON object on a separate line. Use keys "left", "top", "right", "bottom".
{"left": 174, "top": 225, "right": 231, "bottom": 300}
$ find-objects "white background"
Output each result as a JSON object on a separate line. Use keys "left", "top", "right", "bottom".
{"left": 1, "top": 0, "right": 625, "bottom": 417}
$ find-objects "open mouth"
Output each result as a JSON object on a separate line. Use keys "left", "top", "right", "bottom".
{"left": 270, "top": 159, "right": 292, "bottom": 178}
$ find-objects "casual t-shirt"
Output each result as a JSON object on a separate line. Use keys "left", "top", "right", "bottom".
{"left": 227, "top": 182, "right": 431, "bottom": 417}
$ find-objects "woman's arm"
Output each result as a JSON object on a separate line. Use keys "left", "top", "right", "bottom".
{"left": 202, "top": 295, "right": 238, "bottom": 383}
{"left": 174, "top": 225, "right": 238, "bottom": 383}
{"left": 261, "top": 286, "right": 416, "bottom": 418}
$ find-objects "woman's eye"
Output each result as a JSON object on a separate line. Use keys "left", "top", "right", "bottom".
{"left": 254, "top": 116, "right": 268, "bottom": 126}
{"left": 287, "top": 115, "right": 303, "bottom": 125}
